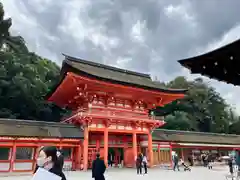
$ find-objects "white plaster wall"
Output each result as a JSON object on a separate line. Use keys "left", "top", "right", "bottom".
{"left": 0, "top": 163, "right": 10, "bottom": 171}
{"left": 13, "top": 162, "right": 33, "bottom": 171}
{"left": 140, "top": 141, "right": 148, "bottom": 147}
{"left": 63, "top": 161, "right": 72, "bottom": 170}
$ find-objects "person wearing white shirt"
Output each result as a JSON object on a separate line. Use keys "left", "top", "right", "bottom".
{"left": 142, "top": 155, "right": 148, "bottom": 174}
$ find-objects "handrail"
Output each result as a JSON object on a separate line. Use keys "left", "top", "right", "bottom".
{"left": 80, "top": 111, "right": 162, "bottom": 123}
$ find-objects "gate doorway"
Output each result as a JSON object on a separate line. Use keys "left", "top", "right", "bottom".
{"left": 108, "top": 147, "right": 124, "bottom": 168}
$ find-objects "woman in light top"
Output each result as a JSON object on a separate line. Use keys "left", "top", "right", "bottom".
{"left": 36, "top": 146, "right": 66, "bottom": 180}
{"left": 142, "top": 154, "right": 148, "bottom": 174}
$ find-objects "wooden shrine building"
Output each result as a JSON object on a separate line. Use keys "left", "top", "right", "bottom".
{"left": 1, "top": 118, "right": 240, "bottom": 173}
{"left": 47, "top": 54, "right": 187, "bottom": 170}
{"left": 0, "top": 119, "right": 83, "bottom": 173}
{"left": 178, "top": 38, "right": 240, "bottom": 85}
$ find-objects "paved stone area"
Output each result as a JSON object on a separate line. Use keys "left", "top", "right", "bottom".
{"left": 1, "top": 166, "right": 231, "bottom": 180}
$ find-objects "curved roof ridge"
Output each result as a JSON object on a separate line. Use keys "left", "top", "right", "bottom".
{"left": 63, "top": 53, "right": 151, "bottom": 79}
{"left": 178, "top": 38, "right": 240, "bottom": 64}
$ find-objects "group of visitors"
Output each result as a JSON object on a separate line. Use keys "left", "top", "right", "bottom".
{"left": 136, "top": 153, "right": 148, "bottom": 175}
{"left": 33, "top": 146, "right": 240, "bottom": 180}
{"left": 34, "top": 146, "right": 107, "bottom": 180}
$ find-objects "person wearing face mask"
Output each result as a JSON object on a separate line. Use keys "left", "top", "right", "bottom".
{"left": 36, "top": 146, "right": 66, "bottom": 180}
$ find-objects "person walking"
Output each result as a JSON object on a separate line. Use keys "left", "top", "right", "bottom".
{"left": 173, "top": 154, "right": 180, "bottom": 171}
{"left": 92, "top": 153, "right": 106, "bottom": 180}
{"left": 142, "top": 154, "right": 148, "bottom": 174}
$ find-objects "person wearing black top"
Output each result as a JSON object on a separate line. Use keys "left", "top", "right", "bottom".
{"left": 57, "top": 150, "right": 64, "bottom": 170}
{"left": 136, "top": 154, "right": 143, "bottom": 175}
{"left": 92, "top": 153, "right": 106, "bottom": 180}
{"left": 35, "top": 146, "right": 66, "bottom": 180}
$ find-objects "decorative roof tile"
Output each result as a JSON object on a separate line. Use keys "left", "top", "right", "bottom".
{"left": 0, "top": 119, "right": 83, "bottom": 139}
{"left": 61, "top": 54, "right": 187, "bottom": 94}
{"left": 153, "top": 129, "right": 240, "bottom": 145}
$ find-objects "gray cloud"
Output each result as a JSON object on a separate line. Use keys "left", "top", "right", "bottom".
{"left": 2, "top": 0, "right": 240, "bottom": 112}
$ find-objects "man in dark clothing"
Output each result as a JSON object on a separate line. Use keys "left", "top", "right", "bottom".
{"left": 57, "top": 150, "right": 64, "bottom": 170}
{"left": 136, "top": 154, "right": 143, "bottom": 175}
{"left": 188, "top": 155, "right": 193, "bottom": 166}
{"left": 92, "top": 153, "right": 106, "bottom": 180}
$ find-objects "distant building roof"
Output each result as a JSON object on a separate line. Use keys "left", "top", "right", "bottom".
{"left": 0, "top": 119, "right": 83, "bottom": 139}
{"left": 1, "top": 119, "right": 239, "bottom": 145}
{"left": 178, "top": 39, "right": 240, "bottom": 85}
{"left": 153, "top": 129, "right": 240, "bottom": 145}
{"left": 54, "top": 54, "right": 187, "bottom": 94}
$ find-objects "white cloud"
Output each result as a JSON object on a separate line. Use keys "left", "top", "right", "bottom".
{"left": 195, "top": 24, "right": 240, "bottom": 55}
{"left": 130, "top": 20, "right": 146, "bottom": 43}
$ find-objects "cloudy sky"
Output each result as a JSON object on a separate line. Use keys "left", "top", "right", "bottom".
{"left": 2, "top": 0, "right": 240, "bottom": 112}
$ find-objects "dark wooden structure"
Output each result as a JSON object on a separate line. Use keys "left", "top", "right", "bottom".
{"left": 178, "top": 39, "right": 240, "bottom": 85}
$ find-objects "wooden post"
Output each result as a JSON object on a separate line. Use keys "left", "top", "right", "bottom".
{"left": 158, "top": 143, "right": 160, "bottom": 164}
{"left": 83, "top": 126, "right": 89, "bottom": 171}
{"left": 169, "top": 143, "right": 173, "bottom": 168}
{"left": 132, "top": 132, "right": 137, "bottom": 163}
{"left": 148, "top": 132, "right": 153, "bottom": 167}
{"left": 181, "top": 148, "right": 184, "bottom": 161}
{"left": 9, "top": 141, "right": 16, "bottom": 172}
{"left": 104, "top": 127, "right": 108, "bottom": 166}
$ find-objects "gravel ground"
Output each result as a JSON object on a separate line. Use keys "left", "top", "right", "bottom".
{"left": 0, "top": 166, "right": 231, "bottom": 180}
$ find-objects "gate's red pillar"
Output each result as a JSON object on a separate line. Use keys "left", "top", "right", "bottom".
{"left": 104, "top": 127, "right": 108, "bottom": 166}
{"left": 148, "top": 132, "right": 153, "bottom": 167}
{"left": 133, "top": 132, "right": 137, "bottom": 162}
{"left": 96, "top": 139, "right": 100, "bottom": 151}
{"left": 83, "top": 126, "right": 89, "bottom": 171}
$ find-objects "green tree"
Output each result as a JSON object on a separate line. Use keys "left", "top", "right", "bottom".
{"left": 161, "top": 111, "right": 195, "bottom": 131}
{"left": 0, "top": 51, "right": 66, "bottom": 121}
{"left": 0, "top": 2, "right": 28, "bottom": 53}
{"left": 155, "top": 76, "right": 231, "bottom": 133}
{"left": 0, "top": 2, "right": 66, "bottom": 121}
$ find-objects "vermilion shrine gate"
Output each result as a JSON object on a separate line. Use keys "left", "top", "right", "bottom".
{"left": 47, "top": 54, "right": 186, "bottom": 170}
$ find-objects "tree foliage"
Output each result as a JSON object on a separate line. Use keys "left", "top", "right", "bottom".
{"left": 156, "top": 76, "right": 239, "bottom": 134}
{"left": 0, "top": 3, "right": 66, "bottom": 121}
